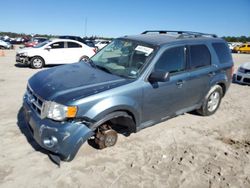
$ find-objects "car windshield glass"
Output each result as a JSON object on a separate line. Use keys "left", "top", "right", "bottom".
{"left": 33, "top": 40, "right": 50, "bottom": 48}
{"left": 91, "top": 39, "right": 155, "bottom": 79}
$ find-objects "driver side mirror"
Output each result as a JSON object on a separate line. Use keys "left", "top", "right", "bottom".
{"left": 44, "top": 46, "right": 51, "bottom": 50}
{"left": 148, "top": 71, "right": 170, "bottom": 83}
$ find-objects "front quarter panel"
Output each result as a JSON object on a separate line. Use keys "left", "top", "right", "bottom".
{"left": 84, "top": 96, "right": 140, "bottom": 123}
{"left": 72, "top": 82, "right": 143, "bottom": 128}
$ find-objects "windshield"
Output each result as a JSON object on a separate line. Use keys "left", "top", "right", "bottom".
{"left": 91, "top": 39, "right": 155, "bottom": 79}
{"left": 33, "top": 40, "right": 50, "bottom": 48}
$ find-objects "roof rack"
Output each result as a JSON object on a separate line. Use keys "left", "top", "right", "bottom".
{"left": 141, "top": 30, "right": 218, "bottom": 38}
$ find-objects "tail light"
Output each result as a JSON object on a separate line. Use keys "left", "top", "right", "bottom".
{"left": 93, "top": 48, "right": 97, "bottom": 53}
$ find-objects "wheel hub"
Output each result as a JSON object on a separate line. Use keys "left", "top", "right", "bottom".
{"left": 207, "top": 91, "right": 220, "bottom": 112}
{"left": 95, "top": 124, "right": 118, "bottom": 149}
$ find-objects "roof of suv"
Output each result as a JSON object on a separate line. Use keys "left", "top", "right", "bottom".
{"left": 121, "top": 30, "right": 224, "bottom": 46}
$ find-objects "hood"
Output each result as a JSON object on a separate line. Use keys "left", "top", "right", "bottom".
{"left": 17, "top": 47, "right": 37, "bottom": 53}
{"left": 240, "top": 62, "right": 250, "bottom": 70}
{"left": 28, "top": 63, "right": 132, "bottom": 104}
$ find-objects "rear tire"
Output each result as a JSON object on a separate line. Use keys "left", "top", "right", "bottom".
{"left": 197, "top": 85, "right": 223, "bottom": 116}
{"left": 30, "top": 56, "right": 44, "bottom": 69}
{"left": 79, "top": 55, "right": 89, "bottom": 62}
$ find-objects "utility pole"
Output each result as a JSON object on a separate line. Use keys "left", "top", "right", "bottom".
{"left": 84, "top": 17, "right": 88, "bottom": 37}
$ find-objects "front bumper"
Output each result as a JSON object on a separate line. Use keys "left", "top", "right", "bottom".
{"left": 23, "top": 94, "right": 94, "bottom": 161}
{"left": 235, "top": 71, "right": 250, "bottom": 85}
{"left": 16, "top": 54, "right": 29, "bottom": 64}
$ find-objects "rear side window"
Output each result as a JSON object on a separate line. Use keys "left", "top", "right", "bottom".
{"left": 67, "top": 42, "right": 81, "bottom": 48}
{"left": 155, "top": 46, "right": 185, "bottom": 73}
{"left": 212, "top": 43, "right": 232, "bottom": 64}
{"left": 189, "top": 45, "right": 211, "bottom": 69}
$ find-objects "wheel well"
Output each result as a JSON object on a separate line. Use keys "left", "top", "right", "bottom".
{"left": 93, "top": 110, "right": 137, "bottom": 136}
{"left": 217, "top": 83, "right": 226, "bottom": 96}
{"left": 30, "top": 56, "right": 45, "bottom": 64}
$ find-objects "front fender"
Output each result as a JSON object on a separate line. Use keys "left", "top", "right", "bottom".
{"left": 83, "top": 96, "right": 140, "bottom": 127}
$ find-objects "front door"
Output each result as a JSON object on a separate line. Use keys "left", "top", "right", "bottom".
{"left": 45, "top": 41, "right": 66, "bottom": 64}
{"left": 141, "top": 46, "right": 190, "bottom": 127}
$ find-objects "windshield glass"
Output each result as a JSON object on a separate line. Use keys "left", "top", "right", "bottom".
{"left": 91, "top": 39, "right": 155, "bottom": 79}
{"left": 33, "top": 40, "right": 50, "bottom": 48}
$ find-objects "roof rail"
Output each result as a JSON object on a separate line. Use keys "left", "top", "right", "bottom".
{"left": 141, "top": 30, "right": 218, "bottom": 38}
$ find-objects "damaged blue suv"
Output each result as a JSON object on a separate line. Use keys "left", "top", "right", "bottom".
{"left": 22, "top": 31, "right": 233, "bottom": 164}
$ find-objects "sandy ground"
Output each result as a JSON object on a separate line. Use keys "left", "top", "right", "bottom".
{"left": 0, "top": 49, "right": 250, "bottom": 188}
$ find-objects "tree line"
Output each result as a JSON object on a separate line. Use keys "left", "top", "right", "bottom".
{"left": 0, "top": 31, "right": 113, "bottom": 40}
{"left": 222, "top": 36, "right": 250, "bottom": 43}
{"left": 0, "top": 31, "right": 249, "bottom": 42}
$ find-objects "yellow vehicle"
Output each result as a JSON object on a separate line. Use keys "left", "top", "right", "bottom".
{"left": 233, "top": 43, "right": 250, "bottom": 53}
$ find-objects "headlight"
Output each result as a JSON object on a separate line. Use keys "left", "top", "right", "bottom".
{"left": 18, "top": 52, "right": 28, "bottom": 56}
{"left": 42, "top": 101, "right": 77, "bottom": 121}
{"left": 238, "top": 67, "right": 245, "bottom": 73}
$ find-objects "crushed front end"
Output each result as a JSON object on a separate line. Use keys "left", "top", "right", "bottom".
{"left": 22, "top": 85, "right": 94, "bottom": 163}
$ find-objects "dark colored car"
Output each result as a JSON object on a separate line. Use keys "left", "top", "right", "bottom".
{"left": 59, "top": 35, "right": 86, "bottom": 44}
{"left": 22, "top": 30, "right": 233, "bottom": 164}
{"left": 58, "top": 36, "right": 97, "bottom": 51}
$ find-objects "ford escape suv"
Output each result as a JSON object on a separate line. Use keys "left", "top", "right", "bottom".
{"left": 22, "top": 30, "right": 233, "bottom": 164}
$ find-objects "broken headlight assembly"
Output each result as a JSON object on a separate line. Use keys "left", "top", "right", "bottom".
{"left": 41, "top": 101, "right": 77, "bottom": 121}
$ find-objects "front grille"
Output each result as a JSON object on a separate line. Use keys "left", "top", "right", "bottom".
{"left": 245, "top": 69, "right": 250, "bottom": 74}
{"left": 243, "top": 78, "right": 250, "bottom": 83}
{"left": 237, "top": 75, "right": 242, "bottom": 81}
{"left": 26, "top": 85, "right": 44, "bottom": 117}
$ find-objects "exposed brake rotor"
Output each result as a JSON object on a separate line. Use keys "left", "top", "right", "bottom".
{"left": 95, "top": 124, "right": 118, "bottom": 149}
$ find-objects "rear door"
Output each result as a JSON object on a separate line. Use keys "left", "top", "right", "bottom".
{"left": 184, "top": 44, "right": 212, "bottom": 107}
{"left": 64, "top": 41, "right": 83, "bottom": 63}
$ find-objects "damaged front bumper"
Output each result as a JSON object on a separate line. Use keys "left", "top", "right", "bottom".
{"left": 16, "top": 54, "right": 29, "bottom": 64}
{"left": 22, "top": 96, "right": 94, "bottom": 162}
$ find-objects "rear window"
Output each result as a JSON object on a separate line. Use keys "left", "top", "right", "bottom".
{"left": 189, "top": 45, "right": 211, "bottom": 69}
{"left": 212, "top": 43, "right": 232, "bottom": 64}
{"left": 67, "top": 42, "right": 81, "bottom": 48}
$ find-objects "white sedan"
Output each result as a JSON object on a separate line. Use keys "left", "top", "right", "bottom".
{"left": 234, "top": 62, "right": 250, "bottom": 85}
{"left": 95, "top": 40, "right": 111, "bottom": 50}
{"left": 16, "top": 39, "right": 96, "bottom": 69}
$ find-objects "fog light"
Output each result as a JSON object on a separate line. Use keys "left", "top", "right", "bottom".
{"left": 43, "top": 136, "right": 58, "bottom": 148}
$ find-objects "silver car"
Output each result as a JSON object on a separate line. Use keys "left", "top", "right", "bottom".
{"left": 0, "top": 40, "right": 12, "bottom": 49}
{"left": 235, "top": 62, "right": 250, "bottom": 85}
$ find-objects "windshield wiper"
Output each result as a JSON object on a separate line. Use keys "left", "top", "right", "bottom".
{"left": 96, "top": 65, "right": 112, "bottom": 74}
{"left": 85, "top": 58, "right": 97, "bottom": 68}
{"left": 81, "top": 57, "right": 96, "bottom": 68}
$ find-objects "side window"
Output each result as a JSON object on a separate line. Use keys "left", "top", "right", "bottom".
{"left": 67, "top": 42, "right": 82, "bottom": 48}
{"left": 247, "top": 45, "right": 250, "bottom": 47}
{"left": 189, "top": 45, "right": 211, "bottom": 69}
{"left": 155, "top": 46, "right": 185, "bottom": 73}
{"left": 50, "top": 42, "right": 64, "bottom": 49}
{"left": 212, "top": 43, "right": 232, "bottom": 64}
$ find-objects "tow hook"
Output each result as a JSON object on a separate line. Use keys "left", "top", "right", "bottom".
{"left": 95, "top": 124, "right": 118, "bottom": 149}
